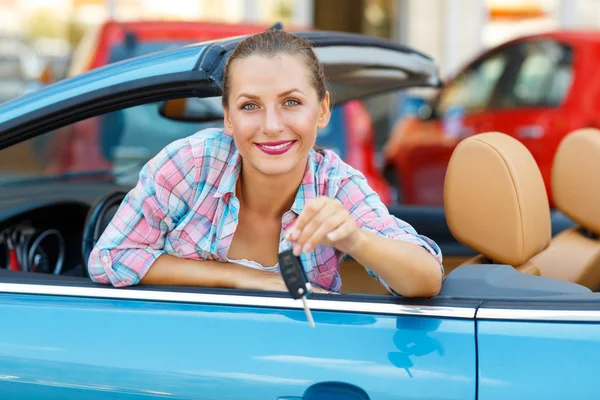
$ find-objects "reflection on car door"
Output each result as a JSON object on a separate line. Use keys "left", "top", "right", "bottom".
{"left": 0, "top": 283, "right": 478, "bottom": 399}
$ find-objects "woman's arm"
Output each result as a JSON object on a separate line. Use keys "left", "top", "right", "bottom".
{"left": 336, "top": 172, "right": 444, "bottom": 297}
{"left": 287, "top": 196, "right": 443, "bottom": 297}
{"left": 142, "top": 254, "right": 331, "bottom": 293}
{"left": 348, "top": 231, "right": 442, "bottom": 297}
{"left": 140, "top": 254, "right": 289, "bottom": 291}
{"left": 287, "top": 159, "right": 443, "bottom": 297}
{"left": 88, "top": 138, "right": 200, "bottom": 287}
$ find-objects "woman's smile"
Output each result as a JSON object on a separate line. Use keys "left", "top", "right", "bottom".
{"left": 255, "top": 140, "right": 297, "bottom": 155}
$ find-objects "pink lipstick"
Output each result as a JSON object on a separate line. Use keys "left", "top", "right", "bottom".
{"left": 255, "top": 140, "right": 296, "bottom": 155}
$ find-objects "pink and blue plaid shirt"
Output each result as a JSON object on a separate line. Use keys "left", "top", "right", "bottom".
{"left": 88, "top": 128, "right": 443, "bottom": 294}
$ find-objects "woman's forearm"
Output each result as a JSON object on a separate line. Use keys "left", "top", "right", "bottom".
{"left": 141, "top": 254, "right": 245, "bottom": 288}
{"left": 349, "top": 231, "right": 443, "bottom": 297}
{"left": 140, "top": 254, "right": 288, "bottom": 291}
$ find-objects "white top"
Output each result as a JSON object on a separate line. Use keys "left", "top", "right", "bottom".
{"left": 227, "top": 257, "right": 280, "bottom": 273}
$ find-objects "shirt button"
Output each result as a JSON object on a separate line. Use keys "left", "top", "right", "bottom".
{"left": 101, "top": 255, "right": 110, "bottom": 264}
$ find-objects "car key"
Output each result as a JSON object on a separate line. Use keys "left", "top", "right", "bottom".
{"left": 278, "top": 249, "right": 315, "bottom": 328}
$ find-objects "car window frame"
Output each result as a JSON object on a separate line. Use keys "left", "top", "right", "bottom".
{"left": 429, "top": 44, "right": 518, "bottom": 119}
{"left": 489, "top": 38, "right": 574, "bottom": 110}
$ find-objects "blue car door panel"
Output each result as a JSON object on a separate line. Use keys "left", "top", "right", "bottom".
{"left": 477, "top": 301, "right": 600, "bottom": 399}
{"left": 0, "top": 281, "right": 478, "bottom": 400}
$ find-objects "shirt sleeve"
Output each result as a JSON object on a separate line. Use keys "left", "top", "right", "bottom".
{"left": 335, "top": 170, "right": 444, "bottom": 295}
{"left": 87, "top": 138, "right": 199, "bottom": 287}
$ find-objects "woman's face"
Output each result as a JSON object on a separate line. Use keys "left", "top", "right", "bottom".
{"left": 223, "top": 53, "right": 330, "bottom": 177}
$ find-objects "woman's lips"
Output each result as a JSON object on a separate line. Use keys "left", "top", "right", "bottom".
{"left": 255, "top": 140, "right": 296, "bottom": 155}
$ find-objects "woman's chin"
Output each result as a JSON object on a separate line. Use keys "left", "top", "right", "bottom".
{"left": 255, "top": 163, "right": 297, "bottom": 176}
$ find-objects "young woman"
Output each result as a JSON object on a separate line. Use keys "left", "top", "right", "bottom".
{"left": 88, "top": 29, "right": 444, "bottom": 297}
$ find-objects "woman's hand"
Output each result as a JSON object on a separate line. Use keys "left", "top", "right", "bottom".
{"left": 285, "top": 196, "right": 364, "bottom": 256}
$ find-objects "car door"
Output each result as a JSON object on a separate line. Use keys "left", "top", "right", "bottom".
{"left": 0, "top": 276, "right": 478, "bottom": 400}
{"left": 477, "top": 297, "right": 600, "bottom": 399}
{"left": 0, "top": 31, "right": 478, "bottom": 399}
{"left": 437, "top": 264, "right": 600, "bottom": 400}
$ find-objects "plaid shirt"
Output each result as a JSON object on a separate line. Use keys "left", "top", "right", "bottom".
{"left": 88, "top": 128, "right": 443, "bottom": 294}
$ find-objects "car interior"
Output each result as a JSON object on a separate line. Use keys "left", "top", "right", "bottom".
{"left": 530, "top": 128, "right": 600, "bottom": 289}
{"left": 1, "top": 96, "right": 600, "bottom": 303}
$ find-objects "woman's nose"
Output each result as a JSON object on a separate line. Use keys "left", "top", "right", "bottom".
{"left": 263, "top": 107, "right": 285, "bottom": 135}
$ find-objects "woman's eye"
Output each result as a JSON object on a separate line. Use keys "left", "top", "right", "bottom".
{"left": 284, "top": 99, "right": 300, "bottom": 107}
{"left": 242, "top": 103, "right": 258, "bottom": 110}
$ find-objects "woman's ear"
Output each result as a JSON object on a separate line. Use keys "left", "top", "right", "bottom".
{"left": 317, "top": 91, "right": 332, "bottom": 129}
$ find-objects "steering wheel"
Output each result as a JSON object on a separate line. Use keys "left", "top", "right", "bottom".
{"left": 82, "top": 191, "right": 127, "bottom": 275}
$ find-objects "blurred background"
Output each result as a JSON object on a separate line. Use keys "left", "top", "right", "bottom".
{"left": 0, "top": 0, "right": 588, "bottom": 109}
{"left": 0, "top": 0, "right": 595, "bottom": 207}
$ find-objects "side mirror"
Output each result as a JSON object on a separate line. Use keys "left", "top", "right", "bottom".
{"left": 159, "top": 97, "right": 224, "bottom": 122}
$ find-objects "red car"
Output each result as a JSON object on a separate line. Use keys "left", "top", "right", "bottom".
{"left": 54, "top": 20, "right": 391, "bottom": 204}
{"left": 383, "top": 30, "right": 600, "bottom": 206}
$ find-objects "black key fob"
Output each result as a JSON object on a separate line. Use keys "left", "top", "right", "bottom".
{"left": 278, "top": 249, "right": 312, "bottom": 299}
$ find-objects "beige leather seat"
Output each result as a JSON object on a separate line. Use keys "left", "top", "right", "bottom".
{"left": 444, "top": 132, "right": 552, "bottom": 275}
{"left": 528, "top": 128, "right": 600, "bottom": 290}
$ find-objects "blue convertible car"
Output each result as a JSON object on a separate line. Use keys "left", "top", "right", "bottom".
{"left": 0, "top": 30, "right": 599, "bottom": 400}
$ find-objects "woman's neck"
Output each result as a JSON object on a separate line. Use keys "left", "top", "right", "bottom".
{"left": 237, "top": 160, "right": 307, "bottom": 219}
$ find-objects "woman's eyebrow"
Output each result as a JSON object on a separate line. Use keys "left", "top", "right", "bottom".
{"left": 237, "top": 93, "right": 259, "bottom": 100}
{"left": 236, "top": 89, "right": 304, "bottom": 100}
{"left": 279, "top": 88, "right": 304, "bottom": 97}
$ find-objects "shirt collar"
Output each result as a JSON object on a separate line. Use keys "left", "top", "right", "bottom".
{"left": 290, "top": 149, "right": 319, "bottom": 215}
{"left": 214, "top": 147, "right": 319, "bottom": 214}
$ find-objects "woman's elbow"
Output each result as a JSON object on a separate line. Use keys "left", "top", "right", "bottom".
{"left": 87, "top": 249, "right": 142, "bottom": 288}
{"left": 416, "top": 274, "right": 442, "bottom": 298}
{"left": 399, "top": 259, "right": 443, "bottom": 298}
{"left": 88, "top": 262, "right": 134, "bottom": 288}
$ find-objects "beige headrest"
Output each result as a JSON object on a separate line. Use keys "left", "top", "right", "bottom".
{"left": 552, "top": 128, "right": 600, "bottom": 235}
{"left": 444, "top": 132, "right": 551, "bottom": 266}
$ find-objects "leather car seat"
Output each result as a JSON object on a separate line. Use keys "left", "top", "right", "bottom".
{"left": 528, "top": 128, "right": 600, "bottom": 290}
{"left": 444, "top": 132, "right": 552, "bottom": 275}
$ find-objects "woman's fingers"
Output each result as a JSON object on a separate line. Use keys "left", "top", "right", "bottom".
{"left": 291, "top": 200, "right": 340, "bottom": 255}
{"left": 288, "top": 197, "right": 328, "bottom": 239}
{"left": 299, "top": 209, "right": 346, "bottom": 253}
{"left": 326, "top": 219, "right": 356, "bottom": 242}
{"left": 285, "top": 196, "right": 359, "bottom": 256}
